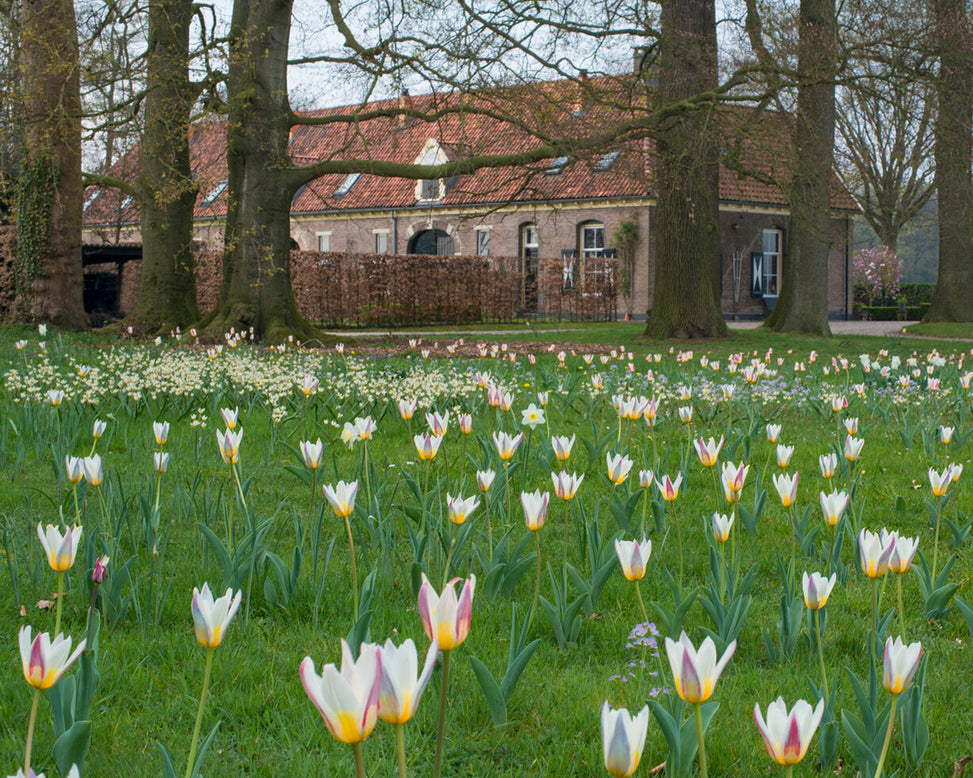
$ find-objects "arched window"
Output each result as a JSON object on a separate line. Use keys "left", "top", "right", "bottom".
{"left": 409, "top": 229, "right": 454, "bottom": 255}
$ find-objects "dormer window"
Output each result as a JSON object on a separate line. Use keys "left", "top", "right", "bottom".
{"left": 545, "top": 156, "right": 569, "bottom": 176}
{"left": 335, "top": 173, "right": 360, "bottom": 198}
{"left": 415, "top": 139, "right": 449, "bottom": 203}
{"left": 203, "top": 180, "right": 228, "bottom": 205}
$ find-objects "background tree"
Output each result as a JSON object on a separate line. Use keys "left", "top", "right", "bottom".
{"left": 646, "top": 0, "right": 726, "bottom": 339}
{"left": 14, "top": 0, "right": 86, "bottom": 327}
{"left": 924, "top": 0, "right": 973, "bottom": 321}
{"left": 835, "top": 0, "right": 936, "bottom": 255}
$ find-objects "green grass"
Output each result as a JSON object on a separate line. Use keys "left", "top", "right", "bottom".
{"left": 901, "top": 321, "right": 973, "bottom": 340}
{"left": 1, "top": 324, "right": 972, "bottom": 776}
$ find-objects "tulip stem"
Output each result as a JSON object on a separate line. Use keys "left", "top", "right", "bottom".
{"left": 531, "top": 531, "right": 542, "bottom": 629}
{"left": 635, "top": 579, "right": 648, "bottom": 622}
{"left": 784, "top": 766, "right": 794, "bottom": 778}
{"left": 932, "top": 493, "right": 943, "bottom": 582}
{"left": 395, "top": 723, "right": 408, "bottom": 778}
{"left": 97, "top": 486, "right": 113, "bottom": 552}
{"left": 185, "top": 647, "right": 214, "bottom": 778}
{"left": 72, "top": 483, "right": 81, "bottom": 525}
{"left": 23, "top": 687, "right": 40, "bottom": 775}
{"left": 896, "top": 575, "right": 906, "bottom": 637}
{"left": 442, "top": 524, "right": 458, "bottom": 590}
{"left": 432, "top": 649, "right": 451, "bottom": 778}
{"left": 694, "top": 701, "right": 708, "bottom": 778}
{"left": 353, "top": 742, "right": 366, "bottom": 778}
{"left": 873, "top": 693, "right": 899, "bottom": 778}
{"left": 54, "top": 570, "right": 64, "bottom": 635}
{"left": 814, "top": 608, "right": 829, "bottom": 694}
{"left": 344, "top": 513, "right": 359, "bottom": 622}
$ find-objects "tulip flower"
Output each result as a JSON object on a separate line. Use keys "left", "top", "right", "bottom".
{"left": 772, "top": 472, "right": 799, "bottom": 507}
{"left": 47, "top": 389, "right": 64, "bottom": 407}
{"left": 601, "top": 702, "right": 649, "bottom": 778}
{"left": 766, "top": 423, "right": 782, "bottom": 443}
{"left": 721, "top": 461, "right": 750, "bottom": 494}
{"left": 300, "top": 439, "right": 324, "bottom": 470}
{"left": 776, "top": 444, "right": 794, "bottom": 468}
{"left": 665, "top": 632, "right": 736, "bottom": 705}
{"left": 37, "top": 524, "right": 82, "bottom": 573}
{"left": 665, "top": 632, "right": 736, "bottom": 778}
{"left": 154, "top": 420, "right": 169, "bottom": 446}
{"left": 521, "top": 403, "right": 545, "bottom": 429}
{"left": 614, "top": 537, "right": 652, "bottom": 581}
{"left": 551, "top": 434, "right": 576, "bottom": 461}
{"left": 951, "top": 462, "right": 964, "bottom": 482}
{"left": 843, "top": 435, "right": 864, "bottom": 462}
{"left": 521, "top": 490, "right": 550, "bottom": 530}
{"left": 92, "top": 419, "right": 107, "bottom": 439}
{"left": 18, "top": 625, "right": 85, "bottom": 690}
{"left": 492, "top": 430, "right": 524, "bottom": 460}
{"left": 695, "top": 436, "right": 724, "bottom": 467}
{"left": 499, "top": 391, "right": 514, "bottom": 411}
{"left": 82, "top": 454, "right": 103, "bottom": 487}
{"left": 414, "top": 432, "right": 444, "bottom": 461}
{"left": 858, "top": 528, "right": 894, "bottom": 579}
{"left": 9, "top": 767, "right": 80, "bottom": 778}
{"left": 92, "top": 555, "right": 109, "bottom": 583}
{"left": 219, "top": 407, "right": 239, "bottom": 429}
{"left": 301, "top": 374, "right": 319, "bottom": 396}
{"left": 446, "top": 493, "right": 479, "bottom": 525}
{"left": 638, "top": 469, "right": 654, "bottom": 489}
{"left": 606, "top": 453, "right": 634, "bottom": 485}
{"left": 874, "top": 636, "right": 923, "bottom": 778}
{"left": 216, "top": 427, "right": 243, "bottom": 465}
{"left": 537, "top": 390, "right": 549, "bottom": 406}
{"left": 552, "top": 471, "right": 583, "bottom": 500}
{"left": 378, "top": 637, "right": 439, "bottom": 726}
{"left": 753, "top": 697, "right": 825, "bottom": 767}
{"left": 940, "top": 425, "right": 954, "bottom": 444}
{"left": 819, "top": 489, "right": 848, "bottom": 526}
{"left": 355, "top": 416, "right": 377, "bottom": 440}
{"left": 929, "top": 465, "right": 952, "bottom": 497}
{"left": 819, "top": 453, "right": 837, "bottom": 479}
{"left": 426, "top": 411, "right": 448, "bottom": 436}
{"left": 191, "top": 583, "right": 242, "bottom": 649}
{"left": 458, "top": 413, "right": 473, "bottom": 434}
{"left": 678, "top": 405, "right": 693, "bottom": 423}
{"left": 417, "top": 573, "right": 476, "bottom": 652}
{"left": 655, "top": 473, "right": 683, "bottom": 502}
{"left": 889, "top": 534, "right": 919, "bottom": 634}
{"left": 323, "top": 480, "right": 358, "bottom": 518}
{"left": 712, "top": 512, "right": 733, "bottom": 543}
{"left": 301, "top": 640, "right": 381, "bottom": 777}
{"left": 802, "top": 571, "right": 836, "bottom": 610}
{"left": 64, "top": 456, "right": 84, "bottom": 485}
{"left": 476, "top": 469, "right": 496, "bottom": 492}
{"left": 398, "top": 398, "right": 418, "bottom": 421}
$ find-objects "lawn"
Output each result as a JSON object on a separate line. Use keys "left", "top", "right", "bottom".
{"left": 1, "top": 323, "right": 972, "bottom": 777}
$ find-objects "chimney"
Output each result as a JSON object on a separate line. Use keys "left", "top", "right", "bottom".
{"left": 397, "top": 89, "right": 412, "bottom": 128}
{"left": 572, "top": 70, "right": 589, "bottom": 116}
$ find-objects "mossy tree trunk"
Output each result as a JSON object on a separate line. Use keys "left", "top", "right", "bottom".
{"left": 646, "top": 0, "right": 727, "bottom": 339}
{"left": 14, "top": 0, "right": 86, "bottom": 328}
{"left": 764, "top": 0, "right": 836, "bottom": 335}
{"left": 200, "top": 0, "right": 317, "bottom": 344}
{"left": 129, "top": 0, "right": 200, "bottom": 334}
{"left": 924, "top": 0, "right": 973, "bottom": 322}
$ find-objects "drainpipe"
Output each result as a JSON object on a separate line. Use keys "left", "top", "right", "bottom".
{"left": 391, "top": 210, "right": 398, "bottom": 254}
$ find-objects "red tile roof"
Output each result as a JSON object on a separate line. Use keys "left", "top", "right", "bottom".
{"left": 83, "top": 78, "right": 856, "bottom": 227}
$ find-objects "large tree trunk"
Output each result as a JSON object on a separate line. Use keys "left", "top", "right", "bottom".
{"left": 764, "top": 0, "right": 836, "bottom": 335}
{"left": 14, "top": 0, "right": 86, "bottom": 328}
{"left": 645, "top": 0, "right": 727, "bottom": 339}
{"left": 130, "top": 0, "right": 200, "bottom": 334}
{"left": 201, "top": 0, "right": 317, "bottom": 344}
{"left": 924, "top": 0, "right": 973, "bottom": 321}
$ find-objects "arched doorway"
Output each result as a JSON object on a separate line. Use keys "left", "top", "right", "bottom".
{"left": 409, "top": 229, "right": 454, "bottom": 255}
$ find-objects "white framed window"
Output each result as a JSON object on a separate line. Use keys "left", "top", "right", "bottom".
{"left": 374, "top": 230, "right": 389, "bottom": 253}
{"left": 580, "top": 222, "right": 605, "bottom": 258}
{"left": 316, "top": 232, "right": 332, "bottom": 252}
{"left": 415, "top": 139, "right": 449, "bottom": 202}
{"left": 762, "top": 229, "right": 782, "bottom": 296}
{"left": 476, "top": 227, "right": 491, "bottom": 256}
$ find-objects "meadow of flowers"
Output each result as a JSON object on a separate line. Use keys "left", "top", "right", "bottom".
{"left": 1, "top": 325, "right": 972, "bottom": 777}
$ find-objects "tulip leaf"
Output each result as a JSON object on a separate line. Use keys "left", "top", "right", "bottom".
{"left": 501, "top": 638, "right": 541, "bottom": 702}
{"left": 191, "top": 721, "right": 222, "bottom": 778}
{"left": 956, "top": 596, "right": 973, "bottom": 637}
{"left": 158, "top": 743, "right": 178, "bottom": 778}
{"left": 53, "top": 720, "right": 91, "bottom": 777}
{"left": 470, "top": 656, "right": 507, "bottom": 727}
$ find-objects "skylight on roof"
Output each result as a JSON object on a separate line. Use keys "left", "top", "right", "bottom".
{"left": 545, "top": 156, "right": 569, "bottom": 176}
{"left": 203, "top": 180, "right": 228, "bottom": 205}
{"left": 335, "top": 173, "right": 360, "bottom": 198}
{"left": 83, "top": 190, "right": 101, "bottom": 211}
{"left": 119, "top": 196, "right": 133, "bottom": 211}
{"left": 594, "top": 150, "right": 619, "bottom": 171}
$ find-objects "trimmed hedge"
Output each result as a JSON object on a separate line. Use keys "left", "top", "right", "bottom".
{"left": 859, "top": 303, "right": 931, "bottom": 321}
